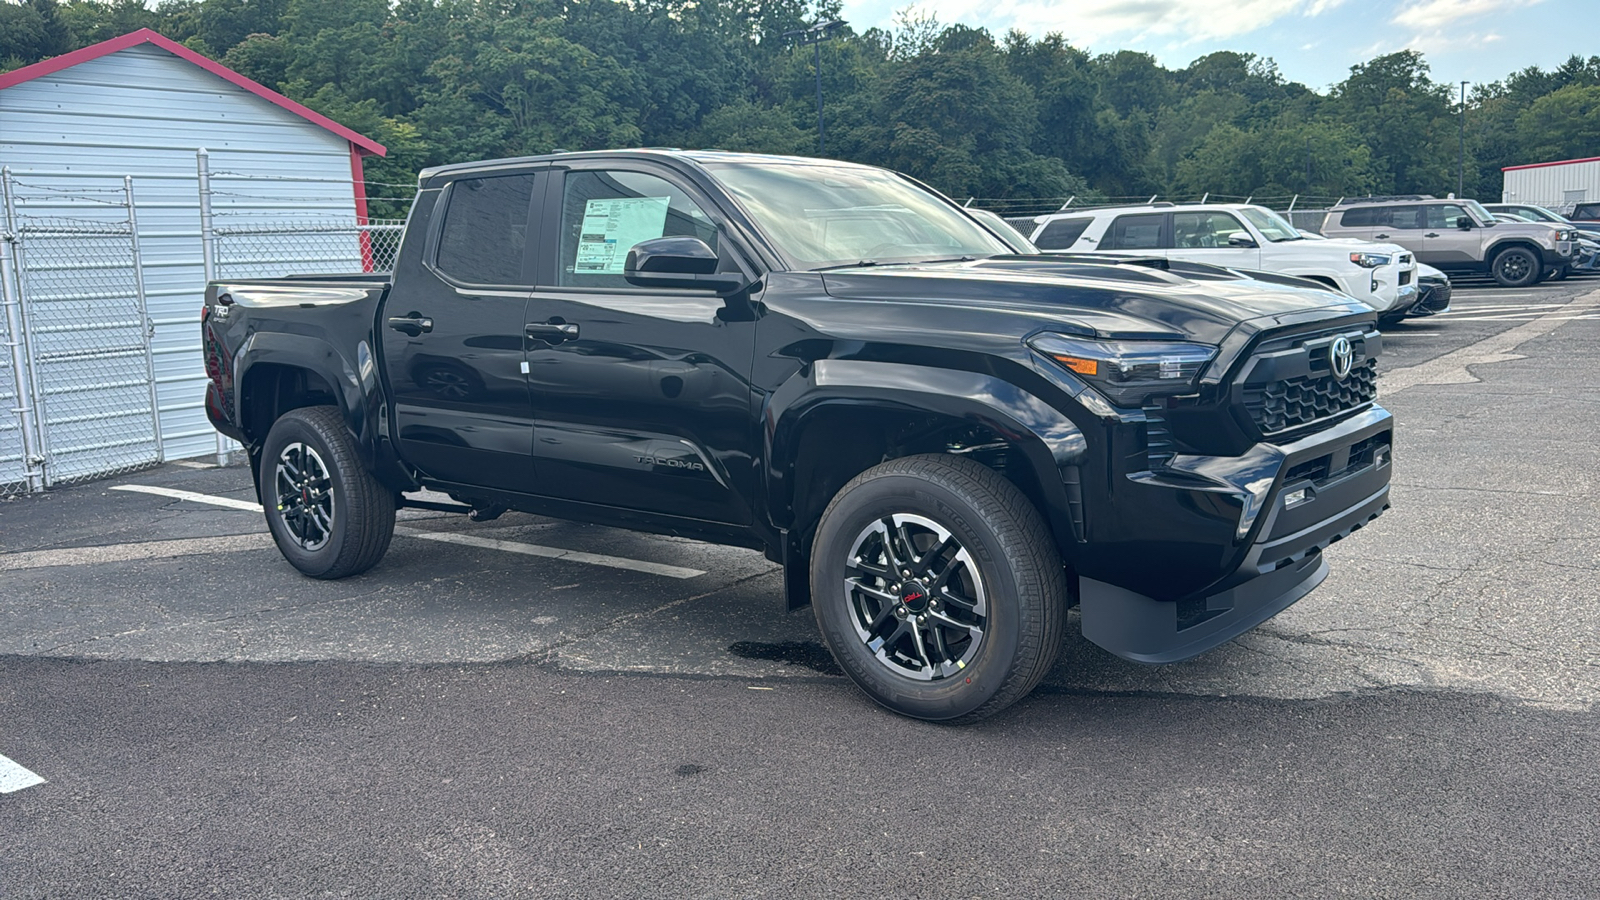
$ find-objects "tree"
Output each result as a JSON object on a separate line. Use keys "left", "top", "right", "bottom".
{"left": 1514, "top": 84, "right": 1600, "bottom": 164}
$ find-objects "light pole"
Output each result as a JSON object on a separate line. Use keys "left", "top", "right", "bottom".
{"left": 784, "top": 19, "right": 845, "bottom": 156}
{"left": 1459, "top": 81, "right": 1469, "bottom": 198}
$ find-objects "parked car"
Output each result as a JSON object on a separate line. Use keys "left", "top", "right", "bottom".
{"left": 1321, "top": 196, "right": 1578, "bottom": 287}
{"left": 1482, "top": 202, "right": 1600, "bottom": 238}
{"left": 1296, "top": 228, "right": 1453, "bottom": 319}
{"left": 1569, "top": 202, "right": 1600, "bottom": 224}
{"left": 1022, "top": 203, "right": 1418, "bottom": 322}
{"left": 202, "top": 150, "right": 1394, "bottom": 722}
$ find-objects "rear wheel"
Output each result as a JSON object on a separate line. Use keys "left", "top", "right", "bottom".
{"left": 260, "top": 406, "right": 395, "bottom": 579}
{"left": 1491, "top": 247, "right": 1540, "bottom": 287}
{"left": 810, "top": 454, "right": 1066, "bottom": 723}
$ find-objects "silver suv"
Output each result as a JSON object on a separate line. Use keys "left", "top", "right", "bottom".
{"left": 1321, "top": 197, "right": 1577, "bottom": 287}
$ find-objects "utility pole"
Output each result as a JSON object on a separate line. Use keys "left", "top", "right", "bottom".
{"left": 1459, "top": 81, "right": 1469, "bottom": 198}
{"left": 1306, "top": 135, "right": 1312, "bottom": 194}
{"left": 784, "top": 19, "right": 846, "bottom": 156}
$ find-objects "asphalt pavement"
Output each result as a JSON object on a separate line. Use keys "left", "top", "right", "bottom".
{"left": 2, "top": 277, "right": 1598, "bottom": 897}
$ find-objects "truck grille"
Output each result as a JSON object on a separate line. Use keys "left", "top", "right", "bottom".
{"left": 1143, "top": 405, "right": 1176, "bottom": 468}
{"left": 1247, "top": 363, "right": 1377, "bottom": 436}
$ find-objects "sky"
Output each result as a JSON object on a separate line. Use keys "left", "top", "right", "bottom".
{"left": 834, "top": 0, "right": 1596, "bottom": 92}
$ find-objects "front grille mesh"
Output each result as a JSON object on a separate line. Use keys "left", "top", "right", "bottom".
{"left": 1249, "top": 363, "right": 1377, "bottom": 436}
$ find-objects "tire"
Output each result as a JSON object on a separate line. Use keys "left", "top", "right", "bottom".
{"left": 1490, "top": 246, "right": 1540, "bottom": 287}
{"left": 260, "top": 405, "right": 395, "bottom": 579}
{"left": 810, "top": 453, "right": 1066, "bottom": 723}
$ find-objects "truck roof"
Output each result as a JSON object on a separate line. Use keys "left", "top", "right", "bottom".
{"left": 417, "top": 149, "right": 877, "bottom": 184}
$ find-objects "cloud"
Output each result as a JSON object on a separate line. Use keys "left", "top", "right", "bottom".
{"left": 881, "top": 0, "right": 1314, "bottom": 45}
{"left": 1305, "top": 0, "right": 1346, "bottom": 14}
{"left": 1391, "top": 0, "right": 1538, "bottom": 30}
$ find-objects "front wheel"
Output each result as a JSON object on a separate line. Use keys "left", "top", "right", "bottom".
{"left": 260, "top": 406, "right": 395, "bottom": 579}
{"left": 1491, "top": 247, "right": 1540, "bottom": 287}
{"left": 810, "top": 454, "right": 1066, "bottom": 723}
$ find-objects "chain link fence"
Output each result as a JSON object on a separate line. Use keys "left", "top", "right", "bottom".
{"left": 212, "top": 220, "right": 405, "bottom": 280}
{"left": 1, "top": 171, "right": 162, "bottom": 494}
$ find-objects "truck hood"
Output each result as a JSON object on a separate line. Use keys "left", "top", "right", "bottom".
{"left": 818, "top": 258, "right": 1372, "bottom": 346}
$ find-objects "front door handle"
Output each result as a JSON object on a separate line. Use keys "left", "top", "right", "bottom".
{"left": 525, "top": 321, "right": 580, "bottom": 343}
{"left": 387, "top": 314, "right": 433, "bottom": 336}
{"left": 1375, "top": 233, "right": 1390, "bottom": 239}
{"left": 1424, "top": 232, "right": 1440, "bottom": 238}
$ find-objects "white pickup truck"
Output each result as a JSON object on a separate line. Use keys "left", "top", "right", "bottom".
{"left": 1019, "top": 203, "right": 1419, "bottom": 322}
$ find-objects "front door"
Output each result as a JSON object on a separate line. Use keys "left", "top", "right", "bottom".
{"left": 523, "top": 162, "right": 758, "bottom": 524}
{"left": 1422, "top": 203, "right": 1481, "bottom": 267}
{"left": 379, "top": 170, "right": 542, "bottom": 493}
{"left": 1168, "top": 210, "right": 1261, "bottom": 269}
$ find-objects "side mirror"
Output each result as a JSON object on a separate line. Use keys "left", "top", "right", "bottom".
{"left": 624, "top": 237, "right": 747, "bottom": 293}
{"left": 1225, "top": 231, "right": 1257, "bottom": 248}
{"left": 1456, "top": 216, "right": 1474, "bottom": 230}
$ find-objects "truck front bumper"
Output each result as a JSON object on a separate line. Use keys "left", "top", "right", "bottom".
{"left": 1080, "top": 406, "right": 1393, "bottom": 664}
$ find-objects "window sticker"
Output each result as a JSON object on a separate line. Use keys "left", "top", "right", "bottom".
{"left": 575, "top": 196, "right": 671, "bottom": 274}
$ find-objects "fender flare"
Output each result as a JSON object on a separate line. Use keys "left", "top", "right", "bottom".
{"left": 764, "top": 358, "right": 1089, "bottom": 553}
{"left": 232, "top": 331, "right": 379, "bottom": 461}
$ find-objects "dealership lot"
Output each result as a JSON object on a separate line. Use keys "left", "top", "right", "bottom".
{"left": 3, "top": 279, "right": 1598, "bottom": 896}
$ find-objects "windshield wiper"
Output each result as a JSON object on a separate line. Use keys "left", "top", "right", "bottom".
{"left": 813, "top": 260, "right": 882, "bottom": 271}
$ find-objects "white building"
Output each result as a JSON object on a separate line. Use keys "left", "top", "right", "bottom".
{"left": 0, "top": 28, "right": 385, "bottom": 466}
{"left": 1501, "top": 156, "right": 1600, "bottom": 215}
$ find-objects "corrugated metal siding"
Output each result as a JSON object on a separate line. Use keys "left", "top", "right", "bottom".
{"left": 1502, "top": 160, "right": 1600, "bottom": 214}
{"left": 0, "top": 43, "right": 360, "bottom": 461}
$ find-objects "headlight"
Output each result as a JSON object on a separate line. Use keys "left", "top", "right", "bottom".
{"left": 1349, "top": 252, "right": 1392, "bottom": 268}
{"left": 1029, "top": 334, "right": 1216, "bottom": 407}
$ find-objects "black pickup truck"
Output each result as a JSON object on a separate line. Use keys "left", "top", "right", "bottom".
{"left": 203, "top": 150, "right": 1393, "bottom": 722}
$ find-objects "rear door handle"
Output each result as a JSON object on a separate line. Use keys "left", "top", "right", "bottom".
{"left": 525, "top": 321, "right": 579, "bottom": 343}
{"left": 387, "top": 314, "right": 433, "bottom": 336}
{"left": 1425, "top": 232, "right": 1439, "bottom": 238}
{"left": 1374, "top": 233, "right": 1390, "bottom": 239}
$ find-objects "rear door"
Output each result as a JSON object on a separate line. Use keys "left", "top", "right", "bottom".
{"left": 379, "top": 170, "right": 543, "bottom": 493}
{"left": 1372, "top": 206, "right": 1426, "bottom": 257}
{"left": 521, "top": 160, "right": 760, "bottom": 525}
{"left": 1097, "top": 213, "right": 1168, "bottom": 254}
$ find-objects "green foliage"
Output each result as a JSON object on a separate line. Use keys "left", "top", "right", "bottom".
{"left": 21, "top": 1, "right": 1594, "bottom": 203}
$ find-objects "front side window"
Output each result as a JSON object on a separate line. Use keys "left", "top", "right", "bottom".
{"left": 1034, "top": 217, "right": 1093, "bottom": 250}
{"left": 1171, "top": 211, "right": 1246, "bottom": 249}
{"left": 703, "top": 161, "right": 1010, "bottom": 269}
{"left": 1426, "top": 204, "right": 1470, "bottom": 229}
{"left": 436, "top": 174, "right": 536, "bottom": 284}
{"left": 1102, "top": 214, "right": 1165, "bottom": 250}
{"left": 557, "top": 170, "right": 719, "bottom": 288}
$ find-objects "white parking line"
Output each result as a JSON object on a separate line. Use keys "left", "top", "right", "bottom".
{"left": 0, "top": 753, "right": 47, "bottom": 793}
{"left": 106, "top": 483, "right": 705, "bottom": 579}
{"left": 111, "top": 484, "right": 262, "bottom": 511}
{"left": 0, "top": 533, "right": 272, "bottom": 571}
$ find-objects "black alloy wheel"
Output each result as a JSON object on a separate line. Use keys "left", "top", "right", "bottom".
{"left": 260, "top": 406, "right": 396, "bottom": 579}
{"left": 811, "top": 454, "right": 1066, "bottom": 723}
{"left": 844, "top": 513, "right": 988, "bottom": 681}
{"left": 274, "top": 441, "right": 335, "bottom": 551}
{"left": 1491, "top": 247, "right": 1540, "bottom": 287}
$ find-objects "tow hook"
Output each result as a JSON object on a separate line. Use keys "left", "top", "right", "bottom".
{"left": 468, "top": 504, "right": 507, "bottom": 523}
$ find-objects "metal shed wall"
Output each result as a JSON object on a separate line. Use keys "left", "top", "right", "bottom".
{"left": 1501, "top": 158, "right": 1600, "bottom": 214}
{"left": 0, "top": 43, "right": 362, "bottom": 461}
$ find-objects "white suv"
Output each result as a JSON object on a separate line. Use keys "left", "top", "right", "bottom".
{"left": 1019, "top": 203, "right": 1418, "bottom": 321}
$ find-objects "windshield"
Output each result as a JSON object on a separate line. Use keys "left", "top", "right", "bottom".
{"left": 1238, "top": 206, "right": 1302, "bottom": 242}
{"left": 1521, "top": 206, "right": 1567, "bottom": 223}
{"left": 1465, "top": 200, "right": 1497, "bottom": 225}
{"left": 703, "top": 162, "right": 1012, "bottom": 270}
{"left": 966, "top": 208, "right": 1038, "bottom": 253}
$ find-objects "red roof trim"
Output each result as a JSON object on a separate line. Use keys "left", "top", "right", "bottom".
{"left": 0, "top": 28, "right": 386, "bottom": 157}
{"left": 1502, "top": 156, "right": 1600, "bottom": 172}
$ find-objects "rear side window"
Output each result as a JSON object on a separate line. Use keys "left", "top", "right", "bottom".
{"left": 436, "top": 174, "right": 536, "bottom": 284}
{"left": 1034, "top": 217, "right": 1092, "bottom": 249}
{"left": 1382, "top": 206, "right": 1424, "bottom": 229}
{"left": 1339, "top": 207, "right": 1377, "bottom": 227}
{"left": 1102, "top": 214, "right": 1165, "bottom": 250}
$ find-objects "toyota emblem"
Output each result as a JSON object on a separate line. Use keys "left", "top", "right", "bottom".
{"left": 1328, "top": 336, "right": 1355, "bottom": 381}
